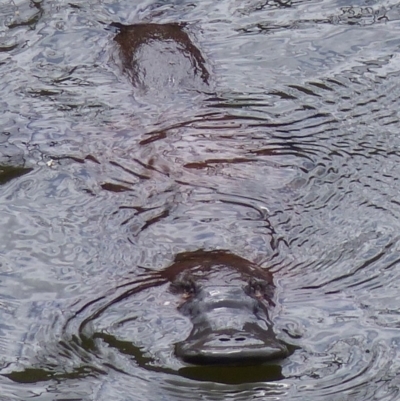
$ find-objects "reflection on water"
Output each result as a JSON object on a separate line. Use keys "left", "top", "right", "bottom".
{"left": 0, "top": 165, "right": 32, "bottom": 185}
{"left": 1, "top": 0, "right": 400, "bottom": 399}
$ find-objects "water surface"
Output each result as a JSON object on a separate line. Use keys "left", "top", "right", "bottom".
{"left": 1, "top": 0, "right": 400, "bottom": 399}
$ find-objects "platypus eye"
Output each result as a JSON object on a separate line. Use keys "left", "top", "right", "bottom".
{"left": 170, "top": 276, "right": 199, "bottom": 298}
{"left": 245, "top": 278, "right": 274, "bottom": 304}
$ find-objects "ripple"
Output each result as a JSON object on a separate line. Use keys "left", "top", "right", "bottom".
{"left": 291, "top": 338, "right": 394, "bottom": 399}
{"left": 2, "top": 0, "right": 400, "bottom": 399}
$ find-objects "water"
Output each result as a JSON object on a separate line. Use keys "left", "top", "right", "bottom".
{"left": 1, "top": 0, "right": 400, "bottom": 399}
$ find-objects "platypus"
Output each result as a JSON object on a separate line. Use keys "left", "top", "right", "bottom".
{"left": 108, "top": 23, "right": 289, "bottom": 365}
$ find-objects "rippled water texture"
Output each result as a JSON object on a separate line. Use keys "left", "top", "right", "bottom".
{"left": 2, "top": 0, "right": 400, "bottom": 399}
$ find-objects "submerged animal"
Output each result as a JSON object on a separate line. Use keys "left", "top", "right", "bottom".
{"left": 107, "top": 24, "right": 290, "bottom": 366}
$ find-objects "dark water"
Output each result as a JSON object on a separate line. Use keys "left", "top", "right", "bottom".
{"left": 1, "top": 0, "right": 400, "bottom": 399}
